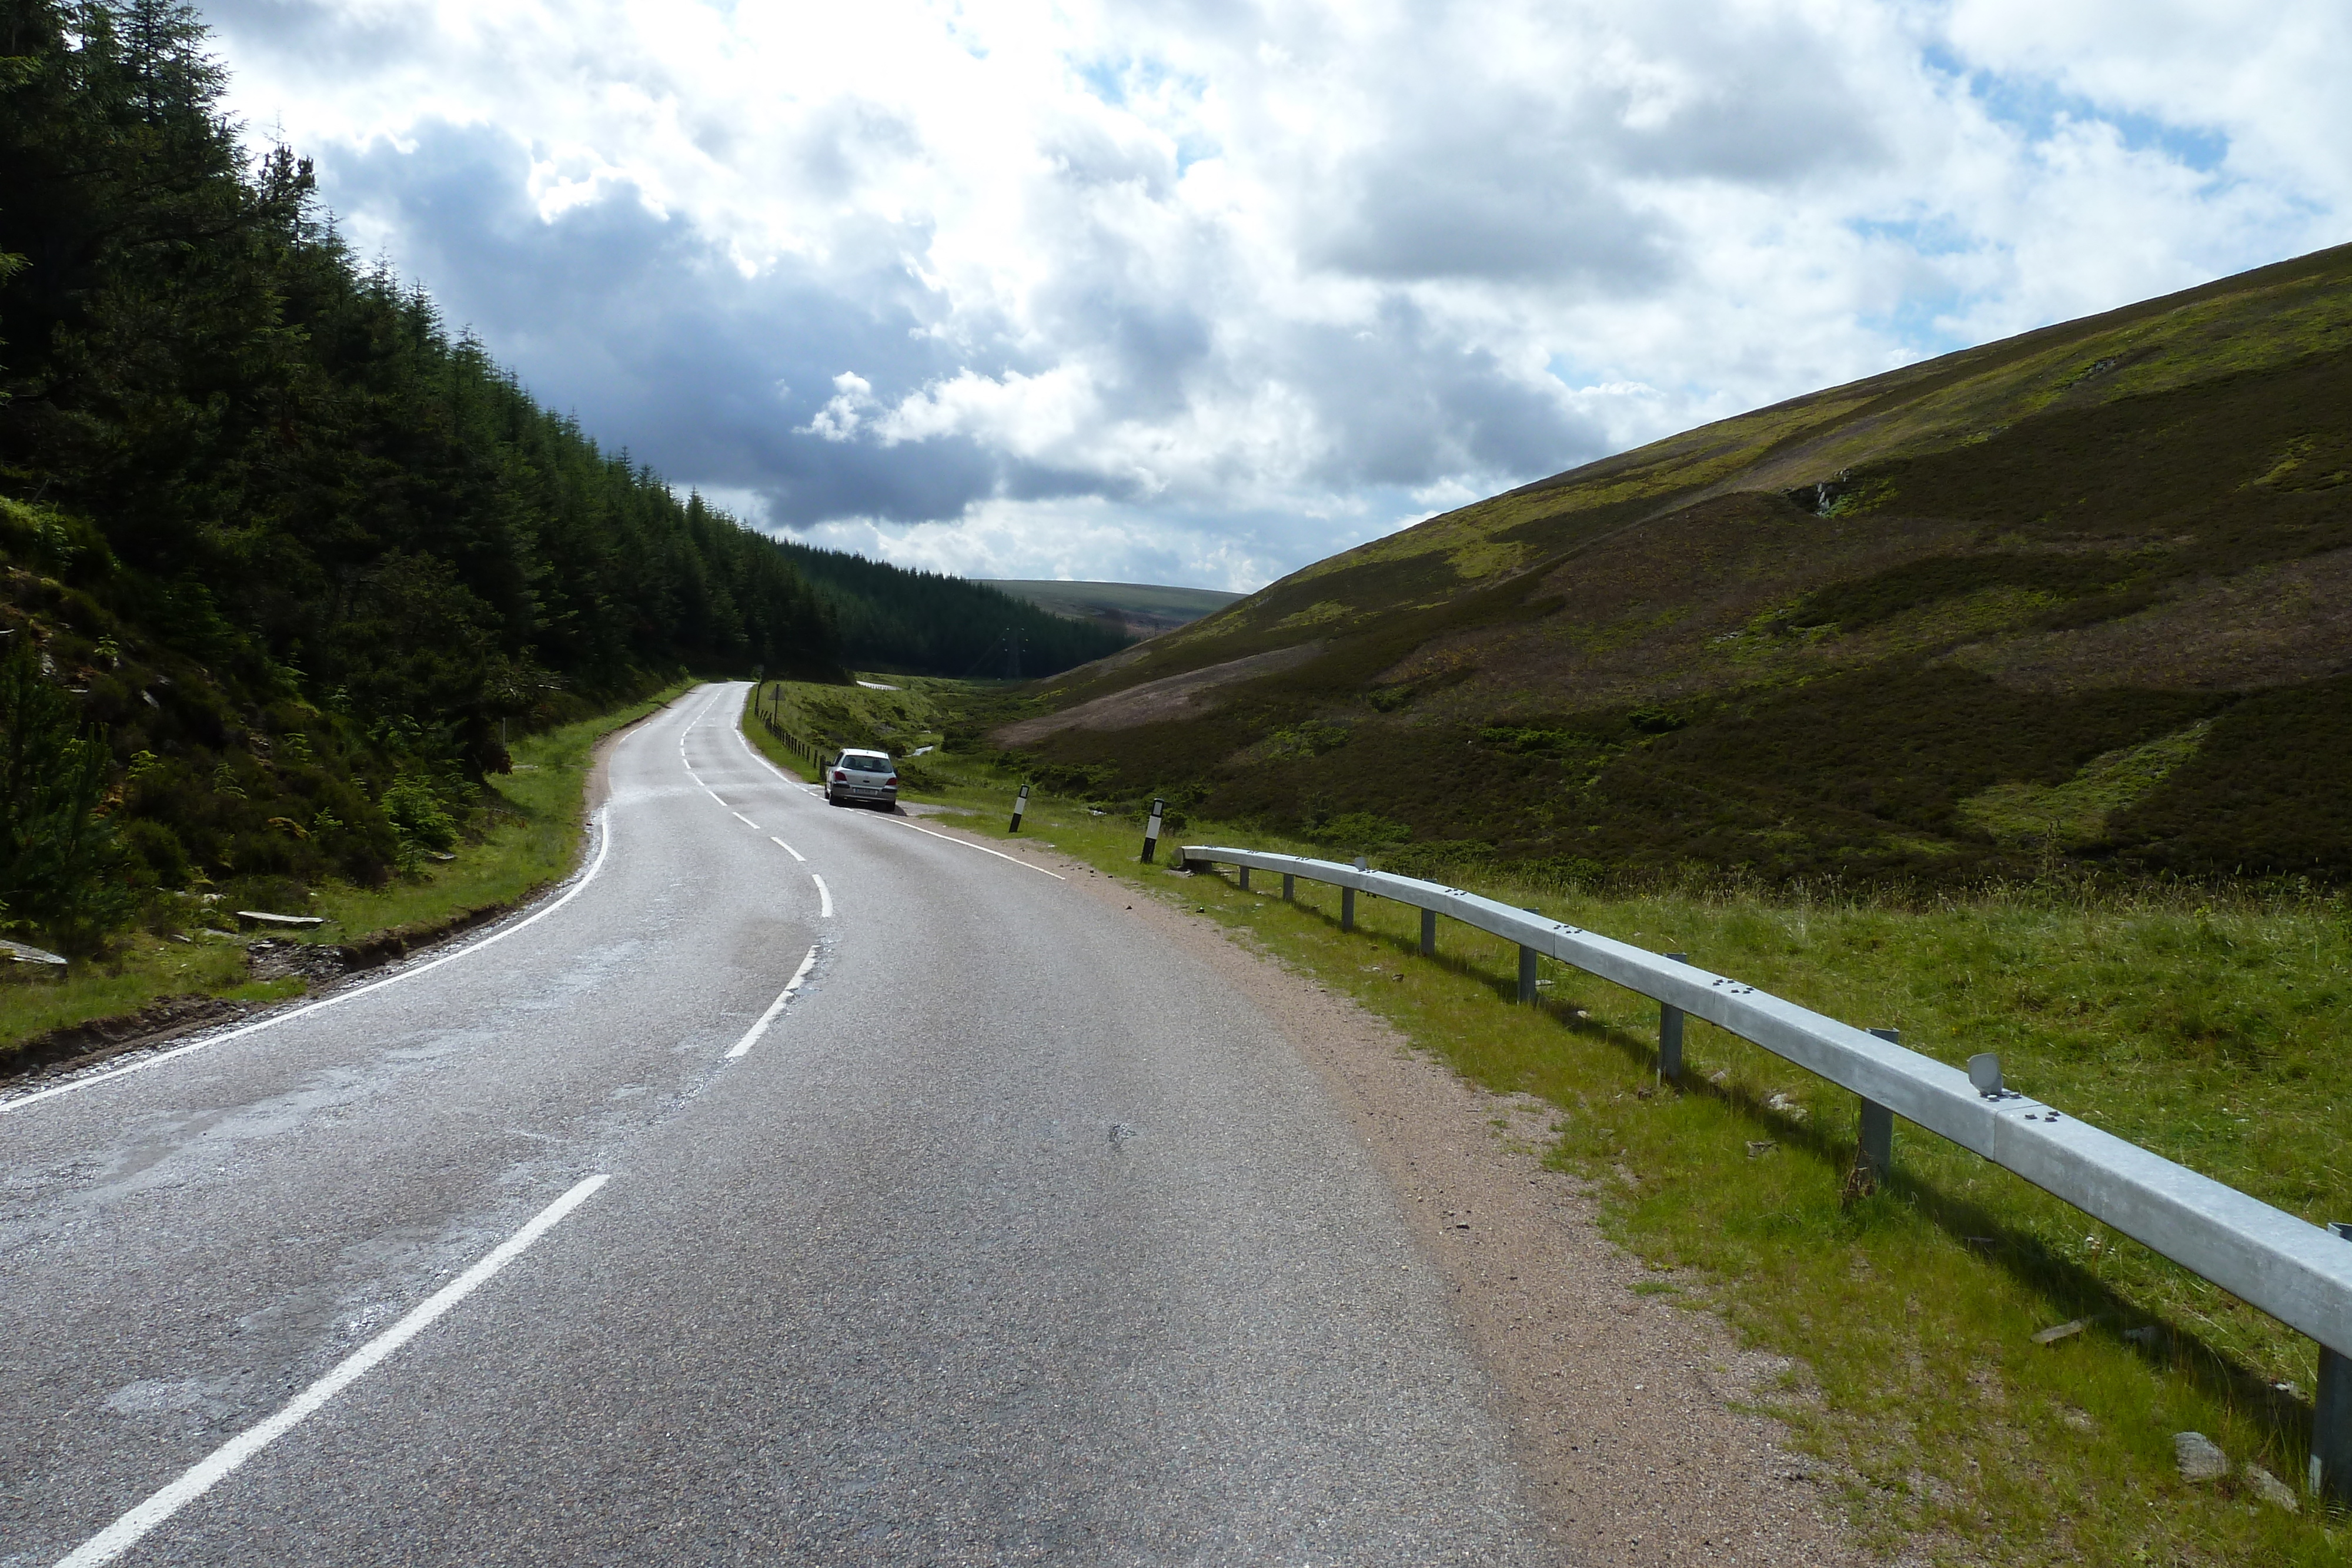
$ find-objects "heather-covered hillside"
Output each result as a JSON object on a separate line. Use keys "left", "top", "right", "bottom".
{"left": 983, "top": 245, "right": 2352, "bottom": 887}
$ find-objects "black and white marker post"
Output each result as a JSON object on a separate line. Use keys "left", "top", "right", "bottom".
{"left": 1141, "top": 797, "right": 1165, "bottom": 864}
{"left": 1009, "top": 783, "right": 1030, "bottom": 833}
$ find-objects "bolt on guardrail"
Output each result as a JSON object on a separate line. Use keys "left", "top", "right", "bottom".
{"left": 1178, "top": 841, "right": 2352, "bottom": 1503}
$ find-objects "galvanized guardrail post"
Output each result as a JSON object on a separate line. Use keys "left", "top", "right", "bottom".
{"left": 1516, "top": 907, "right": 1539, "bottom": 1003}
{"left": 1238, "top": 865, "right": 1251, "bottom": 891}
{"left": 1658, "top": 952, "right": 1688, "bottom": 1080}
{"left": 2320, "top": 1222, "right": 2352, "bottom": 1503}
{"left": 1008, "top": 783, "right": 1029, "bottom": 833}
{"left": 1420, "top": 907, "right": 1436, "bottom": 957}
{"left": 1282, "top": 872, "right": 1294, "bottom": 900}
{"left": 1856, "top": 1028, "right": 1900, "bottom": 1189}
{"left": 1141, "top": 798, "right": 1164, "bottom": 864}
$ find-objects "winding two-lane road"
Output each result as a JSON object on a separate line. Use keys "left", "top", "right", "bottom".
{"left": 2, "top": 684, "right": 1553, "bottom": 1565}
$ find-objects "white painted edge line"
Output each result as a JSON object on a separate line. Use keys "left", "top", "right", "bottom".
{"left": 2, "top": 808, "right": 619, "bottom": 1116}
{"left": 723, "top": 690, "right": 812, "bottom": 791}
{"left": 724, "top": 946, "right": 819, "bottom": 1060}
{"left": 887, "top": 817, "right": 1067, "bottom": 881}
{"left": 770, "top": 835, "right": 806, "bottom": 862}
{"left": 811, "top": 874, "right": 834, "bottom": 918}
{"left": 53, "top": 1174, "right": 611, "bottom": 1567}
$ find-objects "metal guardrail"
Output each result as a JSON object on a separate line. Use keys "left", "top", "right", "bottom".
{"left": 1178, "top": 843, "right": 2352, "bottom": 1500}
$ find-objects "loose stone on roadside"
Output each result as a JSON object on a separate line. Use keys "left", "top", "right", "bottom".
{"left": 2030, "top": 1316, "right": 2096, "bottom": 1346}
{"left": 2172, "top": 1431, "right": 2228, "bottom": 1482}
{"left": 2241, "top": 1463, "right": 2298, "bottom": 1512}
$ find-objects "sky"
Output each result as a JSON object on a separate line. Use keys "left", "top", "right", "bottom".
{"left": 203, "top": 0, "right": 2352, "bottom": 591}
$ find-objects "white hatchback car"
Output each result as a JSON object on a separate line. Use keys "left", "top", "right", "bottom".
{"left": 824, "top": 748, "right": 899, "bottom": 808}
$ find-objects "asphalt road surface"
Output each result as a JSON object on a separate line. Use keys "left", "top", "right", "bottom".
{"left": 1, "top": 684, "right": 1553, "bottom": 1565}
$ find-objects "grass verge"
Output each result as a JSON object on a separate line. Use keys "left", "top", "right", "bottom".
{"left": 763, "top": 678, "right": 2348, "bottom": 1565}
{"left": 0, "top": 683, "right": 690, "bottom": 1069}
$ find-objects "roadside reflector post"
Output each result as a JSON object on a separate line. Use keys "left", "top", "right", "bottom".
{"left": 1009, "top": 783, "right": 1030, "bottom": 834}
{"left": 1141, "top": 798, "right": 1165, "bottom": 864}
{"left": 1341, "top": 887, "right": 1356, "bottom": 931}
{"left": 1658, "top": 952, "right": 1688, "bottom": 1078}
{"left": 1420, "top": 908, "right": 1436, "bottom": 957}
{"left": 1855, "top": 1027, "right": 1900, "bottom": 1189}
{"left": 1238, "top": 866, "right": 1251, "bottom": 891}
{"left": 1282, "top": 872, "right": 1294, "bottom": 900}
{"left": 2318, "top": 1222, "right": 2352, "bottom": 1503}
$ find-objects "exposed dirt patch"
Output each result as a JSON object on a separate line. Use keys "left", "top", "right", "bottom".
{"left": 246, "top": 938, "right": 353, "bottom": 984}
{"left": 1003, "top": 840, "right": 1883, "bottom": 1566}
{"left": 333, "top": 899, "right": 521, "bottom": 972}
{"left": 993, "top": 643, "right": 1322, "bottom": 745}
{"left": 0, "top": 992, "right": 259, "bottom": 1084}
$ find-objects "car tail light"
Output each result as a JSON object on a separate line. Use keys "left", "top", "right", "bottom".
{"left": 833, "top": 770, "right": 847, "bottom": 781}
{"left": 886, "top": 776, "right": 898, "bottom": 785}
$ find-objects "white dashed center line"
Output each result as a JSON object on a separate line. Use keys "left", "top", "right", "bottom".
{"left": 54, "top": 1175, "right": 611, "bottom": 1567}
{"left": 811, "top": 874, "right": 834, "bottom": 918}
{"left": 770, "top": 836, "right": 806, "bottom": 862}
{"left": 725, "top": 945, "right": 820, "bottom": 1060}
{"left": 732, "top": 811, "right": 760, "bottom": 830}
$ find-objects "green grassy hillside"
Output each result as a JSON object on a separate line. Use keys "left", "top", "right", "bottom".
{"left": 982, "top": 244, "right": 2352, "bottom": 888}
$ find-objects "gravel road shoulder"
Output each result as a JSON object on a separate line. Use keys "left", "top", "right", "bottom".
{"left": 1042, "top": 852, "right": 1880, "bottom": 1567}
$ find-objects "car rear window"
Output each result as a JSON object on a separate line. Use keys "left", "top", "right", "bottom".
{"left": 844, "top": 754, "right": 893, "bottom": 772}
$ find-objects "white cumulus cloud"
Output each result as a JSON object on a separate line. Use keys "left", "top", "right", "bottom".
{"left": 203, "top": 0, "right": 2352, "bottom": 589}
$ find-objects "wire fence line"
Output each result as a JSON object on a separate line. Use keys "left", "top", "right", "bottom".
{"left": 1176, "top": 841, "right": 2352, "bottom": 1504}
{"left": 750, "top": 684, "right": 822, "bottom": 767}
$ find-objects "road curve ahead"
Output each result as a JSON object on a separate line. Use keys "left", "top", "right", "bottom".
{"left": 2, "top": 684, "right": 1553, "bottom": 1566}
